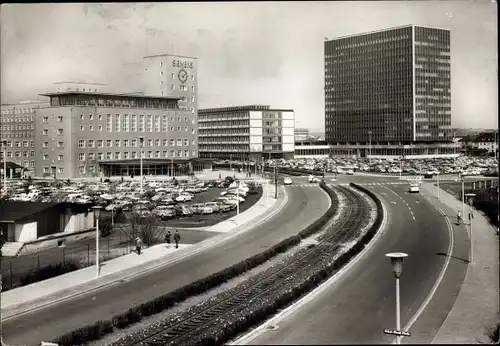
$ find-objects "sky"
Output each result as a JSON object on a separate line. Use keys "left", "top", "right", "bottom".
{"left": 1, "top": 1, "right": 497, "bottom": 132}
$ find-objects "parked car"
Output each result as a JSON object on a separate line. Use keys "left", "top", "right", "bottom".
{"left": 192, "top": 203, "right": 214, "bottom": 214}
{"left": 204, "top": 202, "right": 221, "bottom": 213}
{"left": 284, "top": 177, "right": 292, "bottom": 185}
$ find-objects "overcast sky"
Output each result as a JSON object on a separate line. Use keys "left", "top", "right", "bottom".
{"left": 1, "top": 1, "right": 497, "bottom": 132}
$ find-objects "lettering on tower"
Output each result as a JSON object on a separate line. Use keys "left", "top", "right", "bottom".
{"left": 172, "top": 60, "right": 194, "bottom": 69}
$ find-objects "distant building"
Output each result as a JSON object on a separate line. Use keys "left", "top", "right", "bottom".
{"left": 325, "top": 25, "right": 457, "bottom": 159}
{"left": 471, "top": 131, "right": 498, "bottom": 156}
{"left": 34, "top": 91, "right": 206, "bottom": 179}
{"left": 0, "top": 100, "right": 50, "bottom": 173}
{"left": 295, "top": 128, "right": 309, "bottom": 141}
{"left": 198, "top": 105, "right": 295, "bottom": 161}
{"left": 52, "top": 82, "right": 109, "bottom": 93}
{"left": 294, "top": 141, "right": 330, "bottom": 158}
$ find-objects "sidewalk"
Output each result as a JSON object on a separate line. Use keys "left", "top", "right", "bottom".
{"left": 1, "top": 183, "right": 287, "bottom": 317}
{"left": 421, "top": 182, "right": 499, "bottom": 344}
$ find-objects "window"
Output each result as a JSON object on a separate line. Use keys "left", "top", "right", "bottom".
{"left": 162, "top": 115, "right": 168, "bottom": 132}
{"left": 184, "top": 149, "right": 189, "bottom": 157}
{"left": 89, "top": 125, "right": 94, "bottom": 131}
{"left": 131, "top": 151, "right": 137, "bottom": 159}
{"left": 171, "top": 84, "right": 176, "bottom": 91}
{"left": 6, "top": 152, "right": 12, "bottom": 158}
{"left": 177, "top": 126, "right": 181, "bottom": 131}
{"left": 131, "top": 139, "right": 137, "bottom": 147}
{"left": 88, "top": 139, "right": 95, "bottom": 148}
{"left": 154, "top": 151, "right": 160, "bottom": 158}
{"left": 191, "top": 75, "right": 195, "bottom": 81}
{"left": 106, "top": 140, "right": 112, "bottom": 147}
{"left": 43, "top": 167, "right": 49, "bottom": 173}
{"left": 106, "top": 152, "right": 112, "bottom": 160}
{"left": 147, "top": 115, "right": 153, "bottom": 132}
{"left": 23, "top": 151, "right": 28, "bottom": 157}
{"left": 192, "top": 149, "right": 196, "bottom": 156}
{"left": 154, "top": 139, "right": 160, "bottom": 146}
{"left": 147, "top": 151, "right": 153, "bottom": 158}
{"left": 147, "top": 139, "right": 153, "bottom": 147}
{"left": 97, "top": 152, "right": 103, "bottom": 160}
{"left": 163, "top": 139, "right": 168, "bottom": 146}
{"left": 124, "top": 139, "right": 129, "bottom": 147}
{"left": 15, "top": 151, "right": 21, "bottom": 158}
{"left": 58, "top": 154, "right": 64, "bottom": 161}
{"left": 43, "top": 117, "right": 48, "bottom": 123}
{"left": 106, "top": 114, "right": 112, "bottom": 132}
{"left": 89, "top": 114, "right": 93, "bottom": 121}
{"left": 98, "top": 114, "right": 102, "bottom": 120}
{"left": 123, "top": 114, "right": 129, "bottom": 132}
{"left": 114, "top": 152, "right": 120, "bottom": 160}
{"left": 42, "top": 154, "right": 49, "bottom": 160}
{"left": 183, "top": 116, "right": 188, "bottom": 122}
{"left": 115, "top": 140, "right": 121, "bottom": 147}
{"left": 191, "top": 86, "right": 195, "bottom": 92}
{"left": 43, "top": 129, "right": 48, "bottom": 135}
{"left": 57, "top": 167, "right": 64, "bottom": 173}
{"left": 170, "top": 72, "right": 175, "bottom": 79}
{"left": 171, "top": 150, "right": 175, "bottom": 157}
{"left": 88, "top": 152, "right": 95, "bottom": 160}
{"left": 191, "top": 96, "right": 195, "bottom": 102}
{"left": 79, "top": 166, "right": 86, "bottom": 174}
{"left": 80, "top": 125, "right": 85, "bottom": 131}
{"left": 177, "top": 150, "right": 182, "bottom": 157}
{"left": 123, "top": 151, "right": 129, "bottom": 159}
{"left": 177, "top": 139, "right": 182, "bottom": 146}
{"left": 160, "top": 71, "right": 164, "bottom": 76}
{"left": 180, "top": 85, "right": 187, "bottom": 91}
{"left": 98, "top": 125, "right": 103, "bottom": 131}
{"left": 57, "top": 116, "right": 63, "bottom": 122}
{"left": 23, "top": 140, "right": 28, "bottom": 147}
{"left": 131, "top": 114, "right": 137, "bottom": 132}
{"left": 97, "top": 140, "right": 103, "bottom": 148}
{"left": 57, "top": 141, "right": 64, "bottom": 148}
{"left": 170, "top": 138, "right": 175, "bottom": 146}
{"left": 30, "top": 160, "right": 35, "bottom": 167}
{"left": 163, "top": 151, "right": 168, "bottom": 158}
{"left": 184, "top": 126, "right": 188, "bottom": 132}
{"left": 160, "top": 61, "right": 163, "bottom": 67}
{"left": 139, "top": 115, "right": 145, "bottom": 132}
{"left": 170, "top": 126, "right": 174, "bottom": 131}
{"left": 184, "top": 139, "right": 189, "bottom": 146}
{"left": 154, "top": 115, "right": 160, "bottom": 132}
{"left": 80, "top": 114, "right": 84, "bottom": 120}
{"left": 57, "top": 128, "right": 63, "bottom": 135}
{"left": 79, "top": 153, "right": 85, "bottom": 161}
{"left": 78, "top": 140, "right": 85, "bottom": 148}
{"left": 30, "top": 140, "right": 35, "bottom": 147}
{"left": 114, "top": 114, "right": 121, "bottom": 132}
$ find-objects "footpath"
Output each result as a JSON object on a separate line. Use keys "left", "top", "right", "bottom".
{"left": 421, "top": 182, "right": 499, "bottom": 344}
{"left": 1, "top": 183, "right": 288, "bottom": 320}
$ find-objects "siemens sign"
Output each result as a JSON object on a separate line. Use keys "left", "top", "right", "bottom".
{"left": 172, "top": 60, "right": 194, "bottom": 69}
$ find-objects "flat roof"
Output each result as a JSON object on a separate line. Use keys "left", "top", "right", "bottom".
{"left": 98, "top": 158, "right": 215, "bottom": 165}
{"left": 39, "top": 91, "right": 181, "bottom": 101}
{"left": 54, "top": 81, "right": 108, "bottom": 86}
{"left": 326, "top": 24, "right": 450, "bottom": 42}
{"left": 144, "top": 54, "right": 198, "bottom": 59}
{"left": 199, "top": 105, "right": 294, "bottom": 113}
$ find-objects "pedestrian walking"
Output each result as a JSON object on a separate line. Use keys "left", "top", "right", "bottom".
{"left": 135, "top": 236, "right": 142, "bottom": 255}
{"left": 165, "top": 230, "right": 172, "bottom": 248}
{"left": 174, "top": 230, "right": 181, "bottom": 249}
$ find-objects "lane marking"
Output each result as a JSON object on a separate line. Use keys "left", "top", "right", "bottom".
{"left": 392, "top": 195, "right": 454, "bottom": 344}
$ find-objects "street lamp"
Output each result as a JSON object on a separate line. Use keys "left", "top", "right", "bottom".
{"left": 139, "top": 137, "right": 144, "bottom": 194}
{"left": 385, "top": 252, "right": 409, "bottom": 345}
{"left": 368, "top": 131, "right": 372, "bottom": 165}
{"left": 236, "top": 180, "right": 240, "bottom": 215}
{"left": 93, "top": 206, "right": 103, "bottom": 278}
{"left": 2, "top": 140, "right": 7, "bottom": 194}
{"left": 465, "top": 193, "right": 476, "bottom": 263}
{"left": 437, "top": 171, "right": 440, "bottom": 200}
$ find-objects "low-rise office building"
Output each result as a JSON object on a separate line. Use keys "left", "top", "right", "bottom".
{"left": 198, "top": 105, "right": 295, "bottom": 161}
{"left": 34, "top": 91, "right": 208, "bottom": 179}
{"left": 471, "top": 131, "right": 498, "bottom": 156}
{"left": 0, "top": 100, "right": 50, "bottom": 173}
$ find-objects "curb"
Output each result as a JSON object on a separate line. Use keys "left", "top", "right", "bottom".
{"left": 2, "top": 187, "right": 289, "bottom": 320}
{"left": 229, "top": 185, "right": 388, "bottom": 345}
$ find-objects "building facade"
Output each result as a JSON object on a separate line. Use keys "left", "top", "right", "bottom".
{"left": 0, "top": 100, "right": 50, "bottom": 173}
{"left": 295, "top": 128, "right": 310, "bottom": 142}
{"left": 34, "top": 91, "right": 202, "bottom": 179}
{"left": 198, "top": 105, "right": 295, "bottom": 161}
{"left": 325, "top": 25, "right": 456, "bottom": 158}
{"left": 472, "top": 131, "right": 498, "bottom": 156}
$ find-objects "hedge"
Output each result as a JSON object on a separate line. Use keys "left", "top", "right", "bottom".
{"left": 20, "top": 260, "right": 82, "bottom": 287}
{"left": 52, "top": 181, "right": 339, "bottom": 345}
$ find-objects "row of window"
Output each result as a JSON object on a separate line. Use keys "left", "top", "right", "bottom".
{"left": 1, "top": 124, "right": 35, "bottom": 131}
{"left": 0, "top": 132, "right": 34, "bottom": 139}
{"left": 0, "top": 116, "right": 34, "bottom": 122}
{"left": 3, "top": 151, "right": 35, "bottom": 158}
{"left": 2, "top": 140, "right": 35, "bottom": 148}
{"left": 75, "top": 150, "right": 195, "bottom": 161}
{"left": 75, "top": 138, "right": 195, "bottom": 148}
{"left": 158, "top": 68, "right": 196, "bottom": 82}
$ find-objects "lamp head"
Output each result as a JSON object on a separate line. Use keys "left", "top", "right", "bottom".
{"left": 385, "top": 252, "right": 408, "bottom": 278}
{"left": 92, "top": 205, "right": 103, "bottom": 219}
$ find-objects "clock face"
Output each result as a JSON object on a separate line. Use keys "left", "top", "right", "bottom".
{"left": 178, "top": 69, "right": 188, "bottom": 84}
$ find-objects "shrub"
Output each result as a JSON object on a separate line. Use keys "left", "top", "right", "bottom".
{"left": 20, "top": 260, "right": 81, "bottom": 286}
{"left": 53, "top": 320, "right": 113, "bottom": 346}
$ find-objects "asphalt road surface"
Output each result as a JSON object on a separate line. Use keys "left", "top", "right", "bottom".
{"left": 2, "top": 184, "right": 330, "bottom": 345}
{"left": 244, "top": 182, "right": 470, "bottom": 345}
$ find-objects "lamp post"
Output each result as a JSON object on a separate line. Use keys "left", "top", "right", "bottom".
{"left": 368, "top": 131, "right": 372, "bottom": 165}
{"left": 2, "top": 140, "right": 7, "bottom": 194}
{"left": 437, "top": 172, "right": 440, "bottom": 200}
{"left": 93, "top": 206, "right": 103, "bottom": 278}
{"left": 236, "top": 180, "right": 240, "bottom": 215}
{"left": 274, "top": 160, "right": 278, "bottom": 199}
{"left": 465, "top": 193, "right": 476, "bottom": 263}
{"left": 459, "top": 174, "right": 465, "bottom": 221}
{"left": 385, "top": 252, "right": 409, "bottom": 345}
{"left": 139, "top": 137, "right": 144, "bottom": 194}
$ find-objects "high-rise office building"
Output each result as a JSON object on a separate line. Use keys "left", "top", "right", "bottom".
{"left": 198, "top": 105, "right": 295, "bottom": 161}
{"left": 325, "top": 25, "right": 456, "bottom": 158}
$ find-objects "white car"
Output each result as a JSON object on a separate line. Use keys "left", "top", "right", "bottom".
{"left": 308, "top": 175, "right": 321, "bottom": 183}
{"left": 409, "top": 184, "right": 420, "bottom": 193}
{"left": 284, "top": 177, "right": 292, "bottom": 185}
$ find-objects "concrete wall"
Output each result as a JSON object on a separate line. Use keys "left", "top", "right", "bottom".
{"left": 14, "top": 221, "right": 37, "bottom": 242}
{"left": 62, "top": 212, "right": 94, "bottom": 233}
{"left": 19, "top": 229, "right": 96, "bottom": 255}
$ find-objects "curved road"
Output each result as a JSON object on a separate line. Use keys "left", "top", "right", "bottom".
{"left": 3, "top": 184, "right": 330, "bottom": 345}
{"left": 242, "top": 180, "right": 470, "bottom": 344}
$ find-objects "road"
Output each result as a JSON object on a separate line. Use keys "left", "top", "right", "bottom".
{"left": 243, "top": 180, "right": 470, "bottom": 344}
{"left": 2, "top": 184, "right": 330, "bottom": 345}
